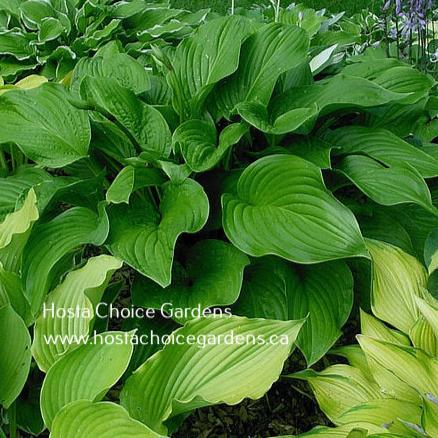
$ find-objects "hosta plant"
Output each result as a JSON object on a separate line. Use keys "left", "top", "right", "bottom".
{"left": 285, "top": 238, "right": 438, "bottom": 437}
{"left": 1, "top": 4, "right": 438, "bottom": 437}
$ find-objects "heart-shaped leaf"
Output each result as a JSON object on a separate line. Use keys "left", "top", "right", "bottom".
{"left": 222, "top": 155, "right": 367, "bottom": 263}
{"left": 107, "top": 178, "right": 209, "bottom": 287}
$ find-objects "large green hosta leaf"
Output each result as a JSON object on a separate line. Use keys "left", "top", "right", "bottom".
{"left": 71, "top": 53, "right": 151, "bottom": 95}
{"left": 366, "top": 239, "right": 428, "bottom": 334}
{"left": 337, "top": 155, "right": 437, "bottom": 214}
{"left": 213, "top": 22, "right": 309, "bottom": 119}
{"left": 107, "top": 178, "right": 209, "bottom": 287}
{"left": 0, "top": 305, "right": 31, "bottom": 408}
{"left": 51, "top": 401, "right": 163, "bottom": 438}
{"left": 32, "top": 255, "right": 122, "bottom": 372}
{"left": 81, "top": 77, "right": 171, "bottom": 158}
{"left": 222, "top": 155, "right": 367, "bottom": 263}
{"left": 132, "top": 239, "right": 249, "bottom": 320}
{"left": 172, "top": 120, "right": 248, "bottom": 172}
{"left": 233, "top": 257, "right": 353, "bottom": 365}
{"left": 40, "top": 331, "right": 133, "bottom": 429}
{"left": 167, "top": 15, "right": 253, "bottom": 119}
{"left": 22, "top": 205, "right": 109, "bottom": 315}
{"left": 121, "top": 316, "right": 304, "bottom": 435}
{"left": 0, "top": 83, "right": 91, "bottom": 167}
{"left": 237, "top": 75, "right": 408, "bottom": 135}
{"left": 328, "top": 126, "right": 438, "bottom": 178}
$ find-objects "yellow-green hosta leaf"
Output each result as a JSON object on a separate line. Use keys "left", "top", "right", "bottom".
{"left": 360, "top": 310, "right": 410, "bottom": 346}
{"left": 337, "top": 156, "right": 437, "bottom": 214}
{"left": 22, "top": 206, "right": 109, "bottom": 315}
{"left": 41, "top": 331, "right": 133, "bottom": 429}
{"left": 32, "top": 255, "right": 123, "bottom": 372}
{"left": 330, "top": 345, "right": 372, "bottom": 379}
{"left": 222, "top": 155, "right": 368, "bottom": 263}
{"left": 0, "top": 305, "right": 31, "bottom": 408}
{"left": 410, "top": 317, "right": 438, "bottom": 357}
{"left": 280, "top": 424, "right": 391, "bottom": 437}
{"left": 233, "top": 257, "right": 354, "bottom": 365}
{"left": 132, "top": 240, "right": 249, "bottom": 322}
{"left": 336, "top": 399, "right": 422, "bottom": 435}
{"left": 107, "top": 179, "right": 209, "bottom": 287}
{"left": 328, "top": 126, "right": 438, "bottom": 178}
{"left": 288, "top": 364, "right": 383, "bottom": 423}
{"left": 172, "top": 120, "right": 248, "bottom": 172}
{"left": 358, "top": 335, "right": 438, "bottom": 398}
{"left": 121, "top": 316, "right": 304, "bottom": 435}
{"left": 0, "top": 188, "right": 38, "bottom": 272}
{"left": 366, "top": 239, "right": 428, "bottom": 334}
{"left": 51, "top": 401, "right": 163, "bottom": 438}
{"left": 423, "top": 394, "right": 438, "bottom": 437}
{"left": 0, "top": 74, "right": 48, "bottom": 95}
{"left": 415, "top": 294, "right": 438, "bottom": 330}
{"left": 0, "top": 83, "right": 91, "bottom": 167}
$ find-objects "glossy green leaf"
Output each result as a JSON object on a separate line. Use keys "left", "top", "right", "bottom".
{"left": 32, "top": 255, "right": 122, "bottom": 372}
{"left": 106, "top": 166, "right": 167, "bottom": 204}
{"left": 132, "top": 239, "right": 249, "bottom": 321}
{"left": 213, "top": 22, "right": 309, "bottom": 119}
{"left": 121, "top": 316, "right": 304, "bottom": 435}
{"left": 0, "top": 83, "right": 91, "bottom": 167}
{"left": 328, "top": 126, "right": 438, "bottom": 178}
{"left": 237, "top": 75, "right": 408, "bottom": 135}
{"left": 81, "top": 77, "right": 171, "bottom": 158}
{"left": 0, "top": 305, "right": 31, "bottom": 408}
{"left": 71, "top": 53, "right": 151, "bottom": 95}
{"left": 337, "top": 155, "right": 437, "bottom": 214}
{"left": 51, "top": 401, "right": 164, "bottom": 438}
{"left": 167, "top": 15, "right": 254, "bottom": 119}
{"left": 222, "top": 155, "right": 368, "bottom": 263}
{"left": 172, "top": 120, "right": 248, "bottom": 172}
{"left": 40, "top": 331, "right": 133, "bottom": 429}
{"left": 233, "top": 257, "right": 353, "bottom": 365}
{"left": 107, "top": 178, "right": 209, "bottom": 287}
{"left": 22, "top": 205, "right": 109, "bottom": 315}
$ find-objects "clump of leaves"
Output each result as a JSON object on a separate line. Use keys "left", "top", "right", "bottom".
{"left": 1, "top": 3, "right": 438, "bottom": 438}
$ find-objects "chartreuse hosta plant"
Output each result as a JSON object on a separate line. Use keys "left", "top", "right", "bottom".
{"left": 1, "top": 5, "right": 438, "bottom": 437}
{"left": 281, "top": 238, "right": 438, "bottom": 437}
